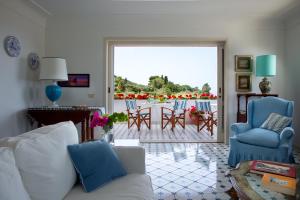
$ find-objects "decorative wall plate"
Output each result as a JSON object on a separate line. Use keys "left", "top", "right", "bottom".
{"left": 4, "top": 36, "right": 21, "bottom": 57}
{"left": 28, "top": 53, "right": 40, "bottom": 70}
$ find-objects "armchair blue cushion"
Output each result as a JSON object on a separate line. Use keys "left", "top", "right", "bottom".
{"left": 228, "top": 97, "right": 295, "bottom": 167}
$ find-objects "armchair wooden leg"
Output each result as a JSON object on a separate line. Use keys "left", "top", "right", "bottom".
{"left": 137, "top": 116, "right": 141, "bottom": 131}
{"left": 149, "top": 110, "right": 151, "bottom": 130}
{"left": 161, "top": 108, "right": 163, "bottom": 129}
{"left": 171, "top": 116, "right": 175, "bottom": 132}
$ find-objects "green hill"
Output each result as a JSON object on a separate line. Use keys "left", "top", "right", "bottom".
{"left": 114, "top": 75, "right": 211, "bottom": 96}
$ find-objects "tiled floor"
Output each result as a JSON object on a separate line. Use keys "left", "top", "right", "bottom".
{"left": 140, "top": 143, "right": 300, "bottom": 200}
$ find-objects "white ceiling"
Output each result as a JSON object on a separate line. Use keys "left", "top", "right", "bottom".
{"left": 31, "top": 0, "right": 300, "bottom": 20}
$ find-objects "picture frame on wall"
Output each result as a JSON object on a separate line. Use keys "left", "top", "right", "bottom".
{"left": 58, "top": 74, "right": 90, "bottom": 87}
{"left": 236, "top": 73, "right": 252, "bottom": 92}
{"left": 235, "top": 55, "right": 253, "bottom": 72}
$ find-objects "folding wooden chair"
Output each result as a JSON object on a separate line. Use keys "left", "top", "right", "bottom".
{"left": 195, "top": 101, "right": 217, "bottom": 136}
{"left": 125, "top": 99, "right": 151, "bottom": 131}
{"left": 161, "top": 99, "right": 187, "bottom": 131}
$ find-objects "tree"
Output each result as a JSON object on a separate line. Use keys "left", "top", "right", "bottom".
{"left": 202, "top": 83, "right": 211, "bottom": 93}
{"left": 164, "top": 76, "right": 168, "bottom": 84}
{"left": 148, "top": 76, "right": 164, "bottom": 89}
{"left": 117, "top": 80, "right": 125, "bottom": 92}
{"left": 182, "top": 85, "right": 193, "bottom": 92}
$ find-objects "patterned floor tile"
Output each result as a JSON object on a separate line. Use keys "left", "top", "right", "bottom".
{"left": 162, "top": 165, "right": 178, "bottom": 172}
{"left": 163, "top": 173, "right": 181, "bottom": 182}
{"left": 192, "top": 168, "right": 212, "bottom": 177}
{"left": 188, "top": 182, "right": 209, "bottom": 193}
{"left": 174, "top": 177, "right": 195, "bottom": 187}
{"left": 185, "top": 173, "right": 204, "bottom": 182}
{"left": 182, "top": 164, "right": 201, "bottom": 172}
{"left": 152, "top": 177, "right": 170, "bottom": 187}
{"left": 201, "top": 192, "right": 231, "bottom": 200}
{"left": 146, "top": 165, "right": 158, "bottom": 172}
{"left": 196, "top": 177, "right": 217, "bottom": 187}
{"left": 175, "top": 188, "right": 200, "bottom": 199}
{"left": 151, "top": 169, "right": 169, "bottom": 177}
{"left": 140, "top": 143, "right": 300, "bottom": 200}
{"left": 154, "top": 188, "right": 175, "bottom": 200}
{"left": 162, "top": 182, "right": 184, "bottom": 193}
{"left": 170, "top": 169, "right": 190, "bottom": 177}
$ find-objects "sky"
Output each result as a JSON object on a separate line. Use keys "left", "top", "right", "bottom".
{"left": 114, "top": 46, "right": 218, "bottom": 95}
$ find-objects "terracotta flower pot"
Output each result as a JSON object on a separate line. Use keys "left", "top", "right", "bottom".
{"left": 189, "top": 112, "right": 204, "bottom": 126}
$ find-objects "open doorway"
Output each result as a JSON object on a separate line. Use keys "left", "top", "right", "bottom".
{"left": 106, "top": 39, "right": 224, "bottom": 143}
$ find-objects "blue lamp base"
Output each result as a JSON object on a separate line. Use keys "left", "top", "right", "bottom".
{"left": 45, "top": 83, "right": 62, "bottom": 107}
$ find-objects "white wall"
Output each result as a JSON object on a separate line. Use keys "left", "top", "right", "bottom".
{"left": 0, "top": 0, "right": 46, "bottom": 137}
{"left": 286, "top": 15, "right": 300, "bottom": 148}
{"left": 45, "top": 15, "right": 287, "bottom": 143}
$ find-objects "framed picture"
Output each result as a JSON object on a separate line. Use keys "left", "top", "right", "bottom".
{"left": 235, "top": 55, "right": 253, "bottom": 72}
{"left": 236, "top": 73, "right": 252, "bottom": 92}
{"left": 58, "top": 74, "right": 90, "bottom": 87}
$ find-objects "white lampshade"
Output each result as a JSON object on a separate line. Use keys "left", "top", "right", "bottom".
{"left": 40, "top": 57, "right": 68, "bottom": 81}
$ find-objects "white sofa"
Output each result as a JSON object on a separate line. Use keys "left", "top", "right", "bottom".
{"left": 0, "top": 121, "right": 154, "bottom": 200}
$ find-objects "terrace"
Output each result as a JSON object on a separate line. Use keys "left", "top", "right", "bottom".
{"left": 112, "top": 92, "right": 218, "bottom": 142}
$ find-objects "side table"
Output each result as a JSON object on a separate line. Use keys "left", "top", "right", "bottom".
{"left": 27, "top": 106, "right": 105, "bottom": 142}
{"left": 227, "top": 161, "right": 300, "bottom": 200}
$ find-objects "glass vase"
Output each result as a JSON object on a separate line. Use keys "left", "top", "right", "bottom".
{"left": 105, "top": 130, "right": 114, "bottom": 143}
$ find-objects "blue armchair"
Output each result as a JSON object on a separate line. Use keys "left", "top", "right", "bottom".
{"left": 228, "top": 97, "right": 295, "bottom": 167}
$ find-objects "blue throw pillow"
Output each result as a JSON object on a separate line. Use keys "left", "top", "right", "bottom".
{"left": 67, "top": 140, "right": 127, "bottom": 192}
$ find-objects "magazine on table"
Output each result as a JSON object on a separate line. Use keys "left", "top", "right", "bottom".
{"left": 250, "top": 160, "right": 296, "bottom": 178}
{"left": 262, "top": 173, "right": 296, "bottom": 196}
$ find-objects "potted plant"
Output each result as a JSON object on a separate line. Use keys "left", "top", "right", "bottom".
{"left": 188, "top": 106, "right": 205, "bottom": 125}
{"left": 90, "top": 112, "right": 128, "bottom": 142}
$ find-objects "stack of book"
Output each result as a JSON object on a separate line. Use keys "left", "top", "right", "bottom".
{"left": 250, "top": 160, "right": 297, "bottom": 196}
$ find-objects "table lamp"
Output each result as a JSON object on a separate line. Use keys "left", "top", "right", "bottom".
{"left": 256, "top": 55, "right": 276, "bottom": 94}
{"left": 40, "top": 57, "right": 68, "bottom": 107}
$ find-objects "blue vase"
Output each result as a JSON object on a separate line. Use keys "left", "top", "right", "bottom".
{"left": 45, "top": 84, "right": 62, "bottom": 103}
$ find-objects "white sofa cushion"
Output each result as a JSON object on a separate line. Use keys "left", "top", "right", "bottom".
{"left": 0, "top": 147, "right": 31, "bottom": 200}
{"left": 1, "top": 121, "right": 79, "bottom": 200}
{"left": 0, "top": 122, "right": 76, "bottom": 148}
{"left": 64, "top": 174, "right": 154, "bottom": 200}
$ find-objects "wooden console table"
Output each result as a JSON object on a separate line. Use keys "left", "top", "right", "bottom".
{"left": 27, "top": 106, "right": 105, "bottom": 142}
{"left": 237, "top": 93, "right": 278, "bottom": 122}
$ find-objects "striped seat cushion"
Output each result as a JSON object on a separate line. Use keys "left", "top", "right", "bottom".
{"left": 260, "top": 113, "right": 292, "bottom": 133}
{"left": 195, "top": 101, "right": 212, "bottom": 112}
{"left": 173, "top": 100, "right": 187, "bottom": 110}
{"left": 125, "top": 100, "right": 137, "bottom": 111}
